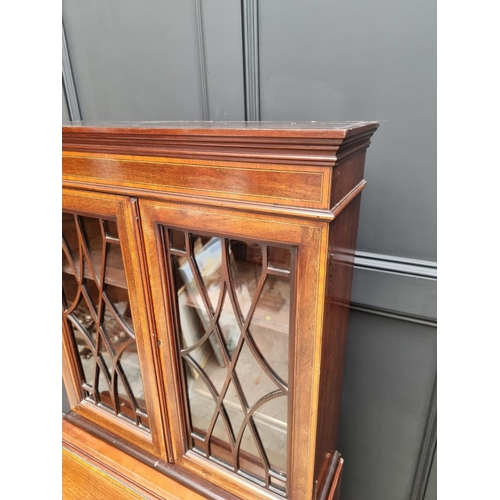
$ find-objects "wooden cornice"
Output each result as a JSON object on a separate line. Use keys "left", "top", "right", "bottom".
{"left": 62, "top": 121, "right": 379, "bottom": 167}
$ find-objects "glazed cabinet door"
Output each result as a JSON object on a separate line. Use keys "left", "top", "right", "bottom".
{"left": 140, "top": 199, "right": 328, "bottom": 500}
{"left": 62, "top": 189, "right": 167, "bottom": 458}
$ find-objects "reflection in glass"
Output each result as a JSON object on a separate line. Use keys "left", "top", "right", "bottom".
{"left": 62, "top": 212, "right": 148, "bottom": 429}
{"left": 120, "top": 343, "right": 147, "bottom": 415}
{"left": 268, "top": 246, "right": 291, "bottom": 271}
{"left": 167, "top": 230, "right": 294, "bottom": 495}
{"left": 222, "top": 381, "right": 245, "bottom": 439}
{"left": 70, "top": 326, "right": 94, "bottom": 389}
{"left": 235, "top": 341, "right": 277, "bottom": 408}
{"left": 240, "top": 424, "right": 266, "bottom": 483}
{"left": 104, "top": 219, "right": 119, "bottom": 240}
{"left": 252, "top": 396, "right": 288, "bottom": 471}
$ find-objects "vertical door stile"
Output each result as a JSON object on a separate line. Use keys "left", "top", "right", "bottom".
{"left": 128, "top": 196, "right": 173, "bottom": 461}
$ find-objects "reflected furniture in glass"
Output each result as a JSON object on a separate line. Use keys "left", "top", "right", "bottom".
{"left": 62, "top": 121, "right": 378, "bottom": 500}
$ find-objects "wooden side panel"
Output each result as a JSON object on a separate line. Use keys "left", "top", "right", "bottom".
{"left": 314, "top": 195, "right": 362, "bottom": 494}
{"left": 330, "top": 149, "right": 366, "bottom": 211}
{"left": 62, "top": 153, "right": 331, "bottom": 210}
{"left": 330, "top": 151, "right": 366, "bottom": 210}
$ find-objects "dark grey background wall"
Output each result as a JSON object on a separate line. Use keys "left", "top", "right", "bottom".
{"left": 62, "top": 1, "right": 436, "bottom": 499}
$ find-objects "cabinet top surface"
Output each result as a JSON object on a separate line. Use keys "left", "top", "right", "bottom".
{"left": 63, "top": 120, "right": 378, "bottom": 138}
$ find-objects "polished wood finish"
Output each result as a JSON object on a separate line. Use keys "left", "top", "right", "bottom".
{"left": 63, "top": 417, "right": 235, "bottom": 500}
{"left": 62, "top": 153, "right": 330, "bottom": 211}
{"left": 62, "top": 121, "right": 378, "bottom": 499}
{"left": 62, "top": 121, "right": 378, "bottom": 167}
{"left": 63, "top": 448, "right": 145, "bottom": 500}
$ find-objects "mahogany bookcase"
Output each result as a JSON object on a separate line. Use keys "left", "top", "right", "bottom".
{"left": 62, "top": 121, "right": 378, "bottom": 500}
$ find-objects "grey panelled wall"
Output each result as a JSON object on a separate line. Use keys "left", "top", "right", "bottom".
{"left": 258, "top": 0, "right": 436, "bottom": 262}
{"left": 63, "top": 0, "right": 205, "bottom": 121}
{"left": 201, "top": 0, "right": 245, "bottom": 120}
{"left": 338, "top": 312, "right": 436, "bottom": 500}
{"left": 423, "top": 451, "right": 437, "bottom": 500}
{"left": 62, "top": 1, "right": 436, "bottom": 499}
{"left": 62, "top": 83, "right": 70, "bottom": 123}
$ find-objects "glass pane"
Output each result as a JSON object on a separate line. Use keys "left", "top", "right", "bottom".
{"left": 235, "top": 340, "right": 278, "bottom": 408}
{"left": 62, "top": 212, "right": 149, "bottom": 429}
{"left": 249, "top": 273, "right": 290, "bottom": 384}
{"left": 268, "top": 246, "right": 291, "bottom": 271}
{"left": 69, "top": 323, "right": 94, "bottom": 388}
{"left": 104, "top": 219, "right": 119, "bottom": 239}
{"left": 253, "top": 396, "right": 288, "bottom": 472}
{"left": 219, "top": 291, "right": 240, "bottom": 359}
{"left": 168, "top": 230, "right": 294, "bottom": 494}
{"left": 119, "top": 343, "right": 147, "bottom": 414}
{"left": 239, "top": 424, "right": 266, "bottom": 483}
{"left": 223, "top": 380, "right": 245, "bottom": 439}
{"left": 211, "top": 412, "right": 232, "bottom": 453}
{"left": 62, "top": 213, "right": 79, "bottom": 257}
{"left": 169, "top": 228, "right": 186, "bottom": 252}
{"left": 184, "top": 339, "right": 219, "bottom": 435}
{"left": 228, "top": 240, "right": 263, "bottom": 320}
